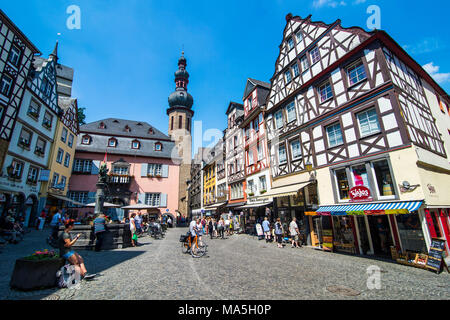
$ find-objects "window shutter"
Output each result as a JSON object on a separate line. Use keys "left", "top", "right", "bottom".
{"left": 91, "top": 160, "right": 100, "bottom": 175}
{"left": 160, "top": 194, "right": 167, "bottom": 207}
{"left": 141, "top": 163, "right": 148, "bottom": 177}
{"left": 138, "top": 193, "right": 146, "bottom": 204}
{"left": 162, "top": 165, "right": 169, "bottom": 178}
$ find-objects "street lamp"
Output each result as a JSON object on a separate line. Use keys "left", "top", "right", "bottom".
{"left": 305, "top": 160, "right": 316, "bottom": 181}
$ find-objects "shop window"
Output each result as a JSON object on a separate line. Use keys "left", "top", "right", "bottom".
{"left": 396, "top": 214, "right": 427, "bottom": 253}
{"left": 332, "top": 216, "right": 355, "bottom": 252}
{"left": 351, "top": 164, "right": 369, "bottom": 187}
{"left": 335, "top": 168, "right": 349, "bottom": 201}
{"left": 372, "top": 160, "right": 395, "bottom": 198}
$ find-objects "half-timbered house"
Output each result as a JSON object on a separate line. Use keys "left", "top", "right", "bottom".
{"left": 224, "top": 102, "right": 246, "bottom": 212}
{"left": 265, "top": 14, "right": 450, "bottom": 258}
{"left": 0, "top": 42, "right": 60, "bottom": 226}
{"left": 236, "top": 79, "right": 273, "bottom": 229}
{"left": 0, "top": 10, "right": 40, "bottom": 218}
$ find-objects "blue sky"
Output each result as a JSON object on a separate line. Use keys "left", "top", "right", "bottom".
{"left": 2, "top": 0, "right": 449, "bottom": 150}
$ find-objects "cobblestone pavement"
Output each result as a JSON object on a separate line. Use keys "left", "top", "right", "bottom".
{"left": 1, "top": 227, "right": 449, "bottom": 300}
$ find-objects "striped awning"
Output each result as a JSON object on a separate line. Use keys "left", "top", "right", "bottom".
{"left": 316, "top": 200, "right": 423, "bottom": 215}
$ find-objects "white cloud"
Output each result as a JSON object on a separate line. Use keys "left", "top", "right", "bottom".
{"left": 422, "top": 62, "right": 450, "bottom": 84}
{"left": 313, "top": 0, "right": 365, "bottom": 7}
{"left": 403, "top": 38, "right": 445, "bottom": 55}
{"left": 313, "top": 0, "right": 347, "bottom": 8}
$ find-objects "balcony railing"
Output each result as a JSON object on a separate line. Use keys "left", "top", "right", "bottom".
{"left": 109, "top": 173, "right": 131, "bottom": 184}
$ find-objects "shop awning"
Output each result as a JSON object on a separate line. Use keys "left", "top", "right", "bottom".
{"left": 48, "top": 194, "right": 84, "bottom": 206}
{"left": 316, "top": 200, "right": 423, "bottom": 215}
{"left": 205, "top": 202, "right": 227, "bottom": 210}
{"left": 225, "top": 201, "right": 246, "bottom": 208}
{"left": 236, "top": 201, "right": 273, "bottom": 209}
{"left": 256, "top": 181, "right": 312, "bottom": 199}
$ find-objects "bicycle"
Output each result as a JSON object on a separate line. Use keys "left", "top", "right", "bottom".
{"left": 180, "top": 233, "right": 207, "bottom": 258}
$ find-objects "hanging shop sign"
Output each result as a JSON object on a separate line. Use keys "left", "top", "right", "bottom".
{"left": 426, "top": 238, "right": 447, "bottom": 273}
{"left": 349, "top": 186, "right": 372, "bottom": 202}
{"left": 39, "top": 170, "right": 50, "bottom": 182}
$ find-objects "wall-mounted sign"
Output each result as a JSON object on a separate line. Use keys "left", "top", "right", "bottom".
{"left": 349, "top": 186, "right": 372, "bottom": 202}
{"left": 39, "top": 170, "right": 50, "bottom": 182}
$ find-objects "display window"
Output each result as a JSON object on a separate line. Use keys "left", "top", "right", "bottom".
{"left": 335, "top": 169, "right": 349, "bottom": 201}
{"left": 332, "top": 216, "right": 356, "bottom": 253}
{"left": 395, "top": 213, "right": 427, "bottom": 254}
{"left": 371, "top": 160, "right": 395, "bottom": 199}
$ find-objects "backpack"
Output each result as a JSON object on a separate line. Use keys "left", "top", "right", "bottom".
{"left": 56, "top": 264, "right": 80, "bottom": 288}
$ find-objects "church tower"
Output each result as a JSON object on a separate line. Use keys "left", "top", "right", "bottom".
{"left": 167, "top": 52, "right": 194, "bottom": 219}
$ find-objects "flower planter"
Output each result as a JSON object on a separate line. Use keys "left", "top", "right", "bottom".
{"left": 10, "top": 258, "right": 65, "bottom": 291}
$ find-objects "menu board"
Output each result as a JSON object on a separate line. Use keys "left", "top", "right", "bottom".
{"left": 426, "top": 238, "right": 446, "bottom": 273}
{"left": 322, "top": 229, "right": 333, "bottom": 252}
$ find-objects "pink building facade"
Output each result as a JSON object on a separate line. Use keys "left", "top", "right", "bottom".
{"left": 68, "top": 118, "right": 180, "bottom": 222}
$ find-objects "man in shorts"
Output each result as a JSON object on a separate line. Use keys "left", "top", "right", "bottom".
{"left": 262, "top": 217, "right": 271, "bottom": 242}
{"left": 289, "top": 217, "right": 301, "bottom": 248}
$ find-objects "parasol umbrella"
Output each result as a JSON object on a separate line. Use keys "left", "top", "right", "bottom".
{"left": 84, "top": 202, "right": 121, "bottom": 208}
{"left": 121, "top": 203, "right": 156, "bottom": 210}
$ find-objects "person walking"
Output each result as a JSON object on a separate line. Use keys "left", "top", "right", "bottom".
{"left": 129, "top": 213, "right": 137, "bottom": 247}
{"left": 274, "top": 218, "right": 284, "bottom": 248}
{"left": 218, "top": 218, "right": 225, "bottom": 239}
{"left": 59, "top": 219, "right": 96, "bottom": 280}
{"left": 262, "top": 217, "right": 271, "bottom": 242}
{"left": 225, "top": 217, "right": 230, "bottom": 236}
{"left": 50, "top": 209, "right": 63, "bottom": 242}
{"left": 208, "top": 218, "right": 214, "bottom": 239}
{"left": 93, "top": 213, "right": 107, "bottom": 252}
{"left": 289, "top": 217, "right": 301, "bottom": 248}
{"left": 213, "top": 218, "right": 218, "bottom": 238}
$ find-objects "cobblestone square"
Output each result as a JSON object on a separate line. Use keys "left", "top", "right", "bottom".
{"left": 0, "top": 227, "right": 448, "bottom": 300}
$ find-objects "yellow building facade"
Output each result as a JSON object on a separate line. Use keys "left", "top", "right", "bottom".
{"left": 38, "top": 97, "right": 79, "bottom": 215}
{"left": 203, "top": 161, "right": 216, "bottom": 206}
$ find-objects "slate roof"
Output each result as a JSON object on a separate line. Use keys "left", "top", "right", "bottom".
{"left": 80, "top": 118, "right": 170, "bottom": 140}
{"left": 225, "top": 102, "right": 244, "bottom": 115}
{"left": 77, "top": 118, "right": 180, "bottom": 161}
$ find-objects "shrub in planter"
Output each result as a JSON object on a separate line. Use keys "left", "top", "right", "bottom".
{"left": 10, "top": 249, "right": 65, "bottom": 291}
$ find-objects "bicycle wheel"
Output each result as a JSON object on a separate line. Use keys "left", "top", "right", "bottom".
{"left": 181, "top": 242, "right": 189, "bottom": 254}
{"left": 191, "top": 243, "right": 206, "bottom": 258}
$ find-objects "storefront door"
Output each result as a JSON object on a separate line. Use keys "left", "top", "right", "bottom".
{"left": 356, "top": 216, "right": 372, "bottom": 255}
{"left": 367, "top": 215, "right": 393, "bottom": 256}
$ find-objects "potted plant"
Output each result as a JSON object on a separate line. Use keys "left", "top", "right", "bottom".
{"left": 248, "top": 192, "right": 255, "bottom": 197}
{"left": 260, "top": 190, "right": 267, "bottom": 194}
{"left": 10, "top": 249, "right": 65, "bottom": 291}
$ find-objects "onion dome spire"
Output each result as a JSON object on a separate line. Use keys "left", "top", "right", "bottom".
{"left": 168, "top": 52, "right": 193, "bottom": 109}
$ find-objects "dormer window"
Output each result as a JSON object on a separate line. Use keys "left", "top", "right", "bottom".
{"left": 124, "top": 125, "right": 131, "bottom": 132}
{"left": 155, "top": 142, "right": 162, "bottom": 151}
{"left": 148, "top": 128, "right": 154, "bottom": 135}
{"left": 99, "top": 122, "right": 106, "bottom": 129}
{"left": 113, "top": 120, "right": 119, "bottom": 123}
{"left": 81, "top": 135, "right": 91, "bottom": 145}
{"left": 132, "top": 140, "right": 140, "bottom": 149}
{"left": 137, "top": 122, "right": 143, "bottom": 126}
{"left": 108, "top": 138, "right": 117, "bottom": 148}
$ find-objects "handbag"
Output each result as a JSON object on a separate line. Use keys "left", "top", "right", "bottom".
{"left": 132, "top": 234, "right": 138, "bottom": 241}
